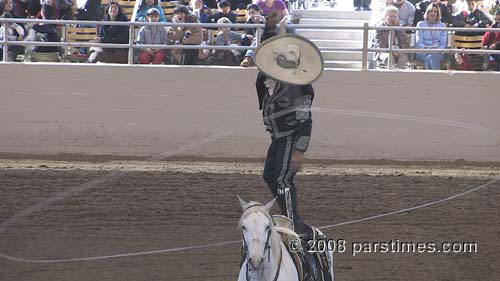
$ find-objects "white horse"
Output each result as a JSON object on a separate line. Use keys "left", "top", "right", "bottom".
{"left": 237, "top": 197, "right": 299, "bottom": 281}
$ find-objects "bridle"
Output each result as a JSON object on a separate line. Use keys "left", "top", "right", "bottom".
{"left": 242, "top": 204, "right": 283, "bottom": 281}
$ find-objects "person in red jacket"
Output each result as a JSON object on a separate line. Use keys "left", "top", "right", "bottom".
{"left": 482, "top": 9, "right": 500, "bottom": 70}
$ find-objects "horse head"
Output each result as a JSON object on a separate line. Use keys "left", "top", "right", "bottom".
{"left": 238, "top": 196, "right": 281, "bottom": 277}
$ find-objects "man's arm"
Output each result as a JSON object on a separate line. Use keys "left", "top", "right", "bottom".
{"left": 291, "top": 84, "right": 314, "bottom": 173}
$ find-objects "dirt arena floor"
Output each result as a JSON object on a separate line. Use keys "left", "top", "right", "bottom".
{"left": 0, "top": 157, "right": 499, "bottom": 281}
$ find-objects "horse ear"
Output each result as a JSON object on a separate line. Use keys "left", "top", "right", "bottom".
{"left": 264, "top": 197, "right": 276, "bottom": 213}
{"left": 238, "top": 195, "right": 249, "bottom": 210}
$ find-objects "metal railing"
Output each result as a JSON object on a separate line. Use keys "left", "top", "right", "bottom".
{"left": 2, "top": 17, "right": 500, "bottom": 70}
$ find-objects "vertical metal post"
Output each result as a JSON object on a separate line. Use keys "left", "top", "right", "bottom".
{"left": 361, "top": 22, "right": 369, "bottom": 70}
{"left": 128, "top": 24, "right": 134, "bottom": 64}
{"left": 2, "top": 22, "right": 8, "bottom": 62}
{"left": 388, "top": 29, "right": 393, "bottom": 69}
{"left": 256, "top": 25, "right": 261, "bottom": 46}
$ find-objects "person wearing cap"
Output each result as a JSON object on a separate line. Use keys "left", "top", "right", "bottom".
{"left": 211, "top": 0, "right": 237, "bottom": 24}
{"left": 137, "top": 8, "right": 169, "bottom": 64}
{"left": 482, "top": 9, "right": 500, "bottom": 71}
{"left": 135, "top": 0, "right": 166, "bottom": 22}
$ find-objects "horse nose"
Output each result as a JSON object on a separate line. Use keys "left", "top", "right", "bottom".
{"left": 248, "top": 256, "right": 263, "bottom": 270}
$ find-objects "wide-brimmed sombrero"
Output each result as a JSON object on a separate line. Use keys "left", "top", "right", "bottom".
{"left": 254, "top": 33, "right": 324, "bottom": 85}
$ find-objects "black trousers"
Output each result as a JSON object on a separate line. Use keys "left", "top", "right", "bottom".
{"left": 263, "top": 135, "right": 301, "bottom": 223}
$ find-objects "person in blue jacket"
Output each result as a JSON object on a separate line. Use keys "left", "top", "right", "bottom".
{"left": 135, "top": 0, "right": 166, "bottom": 22}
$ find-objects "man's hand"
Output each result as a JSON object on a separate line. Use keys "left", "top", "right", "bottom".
{"left": 291, "top": 150, "right": 305, "bottom": 173}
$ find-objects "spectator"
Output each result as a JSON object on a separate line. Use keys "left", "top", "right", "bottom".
{"left": 137, "top": 8, "right": 168, "bottom": 64}
{"left": 489, "top": 0, "right": 499, "bottom": 17}
{"left": 89, "top": 2, "right": 129, "bottom": 63}
{"left": 204, "top": 0, "right": 216, "bottom": 9}
{"left": 28, "top": 4, "right": 60, "bottom": 53}
{"left": 77, "top": 0, "right": 101, "bottom": 21}
{"left": 375, "top": 6, "right": 409, "bottom": 68}
{"left": 452, "top": 0, "right": 492, "bottom": 70}
{"left": 12, "top": 0, "right": 41, "bottom": 18}
{"left": 244, "top": 3, "right": 264, "bottom": 37}
{"left": 415, "top": 3, "right": 447, "bottom": 69}
{"left": 414, "top": 0, "right": 452, "bottom": 26}
{"left": 190, "top": 0, "right": 210, "bottom": 23}
{"left": 393, "top": 0, "right": 415, "bottom": 27}
{"left": 482, "top": 9, "right": 500, "bottom": 71}
{"left": 169, "top": 5, "right": 202, "bottom": 64}
{"left": 452, "top": 0, "right": 492, "bottom": 36}
{"left": 0, "top": 0, "right": 25, "bottom": 61}
{"left": 209, "top": 17, "right": 242, "bottom": 65}
{"left": 256, "top": 0, "right": 289, "bottom": 24}
{"left": 211, "top": 0, "right": 237, "bottom": 24}
{"left": 228, "top": 0, "right": 248, "bottom": 10}
{"left": 354, "top": 0, "right": 371, "bottom": 11}
{"left": 135, "top": 0, "right": 166, "bottom": 22}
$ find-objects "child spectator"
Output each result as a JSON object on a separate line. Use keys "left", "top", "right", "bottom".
{"left": 482, "top": 9, "right": 500, "bottom": 71}
{"left": 244, "top": 3, "right": 264, "bottom": 37}
{"left": 168, "top": 5, "right": 202, "bottom": 64}
{"left": 191, "top": 0, "right": 210, "bottom": 23}
{"left": 88, "top": 2, "right": 129, "bottom": 63}
{"left": 135, "top": 0, "right": 166, "bottom": 22}
{"left": 209, "top": 17, "right": 242, "bottom": 65}
{"left": 137, "top": 8, "right": 168, "bottom": 64}
{"left": 374, "top": 6, "right": 408, "bottom": 68}
{"left": 211, "top": 0, "right": 237, "bottom": 24}
{"left": 0, "top": 0, "right": 25, "bottom": 61}
{"left": 29, "top": 4, "right": 61, "bottom": 53}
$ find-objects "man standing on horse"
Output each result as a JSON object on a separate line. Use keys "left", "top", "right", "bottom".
{"left": 253, "top": 13, "right": 324, "bottom": 240}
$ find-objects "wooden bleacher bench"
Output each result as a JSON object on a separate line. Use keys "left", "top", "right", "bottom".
{"left": 159, "top": 1, "right": 178, "bottom": 22}
{"left": 235, "top": 9, "right": 247, "bottom": 23}
{"left": 118, "top": 0, "right": 136, "bottom": 20}
{"left": 63, "top": 26, "right": 98, "bottom": 62}
{"left": 450, "top": 34, "right": 485, "bottom": 70}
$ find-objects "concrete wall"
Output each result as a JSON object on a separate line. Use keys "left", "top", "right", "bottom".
{"left": 1, "top": 63, "right": 499, "bottom": 161}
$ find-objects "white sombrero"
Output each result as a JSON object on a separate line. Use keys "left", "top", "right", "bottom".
{"left": 254, "top": 34, "right": 324, "bottom": 85}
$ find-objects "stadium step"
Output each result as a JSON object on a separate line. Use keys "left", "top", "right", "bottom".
{"left": 299, "top": 18, "right": 366, "bottom": 26}
{"left": 321, "top": 51, "right": 363, "bottom": 61}
{"left": 324, "top": 60, "right": 362, "bottom": 69}
{"left": 311, "top": 39, "right": 363, "bottom": 49}
{"left": 294, "top": 9, "right": 372, "bottom": 20}
{"left": 297, "top": 29, "right": 364, "bottom": 40}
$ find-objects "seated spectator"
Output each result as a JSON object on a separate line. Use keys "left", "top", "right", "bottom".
{"left": 375, "top": 6, "right": 409, "bottom": 68}
{"left": 0, "top": 0, "right": 25, "bottom": 61}
{"left": 415, "top": 3, "right": 447, "bottom": 69}
{"left": 482, "top": 9, "right": 500, "bottom": 71}
{"left": 137, "top": 8, "right": 168, "bottom": 64}
{"left": 191, "top": 0, "right": 211, "bottom": 23}
{"left": 88, "top": 2, "right": 129, "bottom": 63}
{"left": 29, "top": 4, "right": 61, "bottom": 53}
{"left": 12, "top": 0, "right": 41, "bottom": 18}
{"left": 452, "top": 0, "right": 492, "bottom": 70}
{"left": 392, "top": 0, "right": 415, "bottom": 28}
{"left": 489, "top": 0, "right": 499, "bottom": 17}
{"left": 228, "top": 0, "right": 248, "bottom": 10}
{"left": 77, "top": 0, "right": 102, "bottom": 21}
{"left": 452, "top": 0, "right": 492, "bottom": 35}
{"left": 239, "top": 3, "right": 265, "bottom": 66}
{"left": 256, "top": 0, "right": 289, "bottom": 25}
{"left": 209, "top": 17, "right": 242, "bottom": 65}
{"left": 244, "top": 3, "right": 264, "bottom": 38}
{"left": 414, "top": 0, "right": 452, "bottom": 26}
{"left": 168, "top": 5, "right": 202, "bottom": 64}
{"left": 135, "top": 0, "right": 166, "bottom": 22}
{"left": 211, "top": 0, "right": 237, "bottom": 24}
